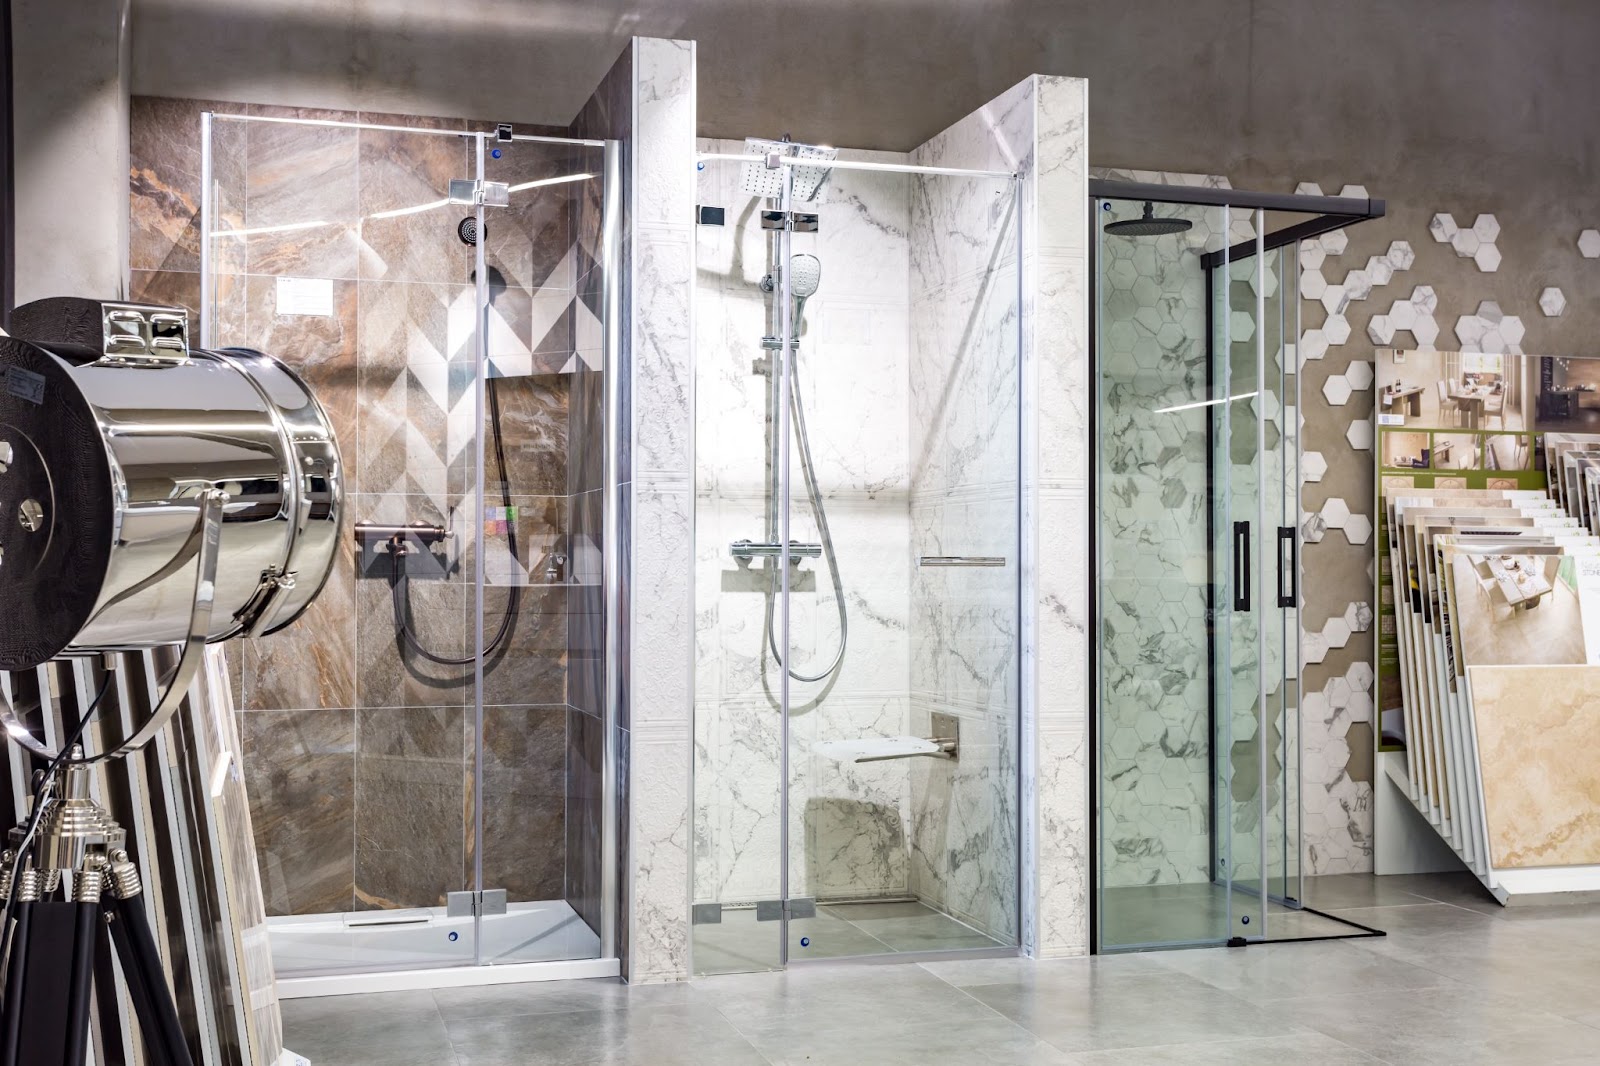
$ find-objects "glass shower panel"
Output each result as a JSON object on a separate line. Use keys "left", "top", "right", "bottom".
{"left": 470, "top": 137, "right": 610, "bottom": 966}
{"left": 1096, "top": 199, "right": 1242, "bottom": 950}
{"left": 782, "top": 163, "right": 1022, "bottom": 963}
{"left": 204, "top": 116, "right": 484, "bottom": 975}
{"left": 690, "top": 150, "right": 786, "bottom": 976}
{"left": 1263, "top": 245, "right": 1303, "bottom": 909}
{"left": 1220, "top": 207, "right": 1267, "bottom": 942}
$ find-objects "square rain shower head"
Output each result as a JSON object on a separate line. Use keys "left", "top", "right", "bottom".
{"left": 740, "top": 138, "right": 837, "bottom": 203}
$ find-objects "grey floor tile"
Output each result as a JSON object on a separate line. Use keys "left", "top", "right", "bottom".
{"left": 1271, "top": 985, "right": 1583, "bottom": 1061}
{"left": 1144, "top": 940, "right": 1456, "bottom": 1003}
{"left": 281, "top": 989, "right": 455, "bottom": 1062}
{"left": 1299, "top": 873, "right": 1442, "bottom": 911}
{"left": 697, "top": 962, "right": 1002, "bottom": 1041}
{"left": 755, "top": 1015, "right": 1075, "bottom": 1065}
{"left": 1061, "top": 1032, "right": 1382, "bottom": 1064}
{"left": 961, "top": 970, "right": 1306, "bottom": 1053}
{"left": 431, "top": 976, "right": 693, "bottom": 1022}
{"left": 444, "top": 1003, "right": 768, "bottom": 1066}
{"left": 918, "top": 951, "right": 1172, "bottom": 990}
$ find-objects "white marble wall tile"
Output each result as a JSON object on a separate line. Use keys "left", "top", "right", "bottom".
{"left": 1025, "top": 82, "right": 1090, "bottom": 957}
{"left": 623, "top": 37, "right": 697, "bottom": 984}
{"left": 633, "top": 38, "right": 697, "bottom": 227}
{"left": 634, "top": 226, "right": 695, "bottom": 480}
{"left": 1034, "top": 77, "right": 1090, "bottom": 257}
{"left": 631, "top": 729, "right": 692, "bottom": 982}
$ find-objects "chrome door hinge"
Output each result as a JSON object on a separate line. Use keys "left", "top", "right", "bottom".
{"left": 446, "top": 889, "right": 508, "bottom": 917}
{"left": 449, "top": 179, "right": 510, "bottom": 208}
{"left": 755, "top": 898, "right": 816, "bottom": 921}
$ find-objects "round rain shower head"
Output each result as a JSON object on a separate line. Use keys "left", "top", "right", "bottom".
{"left": 789, "top": 254, "right": 822, "bottom": 299}
{"left": 1104, "top": 201, "right": 1192, "bottom": 238}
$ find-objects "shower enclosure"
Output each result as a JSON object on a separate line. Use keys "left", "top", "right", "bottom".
{"left": 1090, "top": 179, "right": 1383, "bottom": 950}
{"left": 691, "top": 140, "right": 1023, "bottom": 973}
{"left": 198, "top": 111, "right": 620, "bottom": 987}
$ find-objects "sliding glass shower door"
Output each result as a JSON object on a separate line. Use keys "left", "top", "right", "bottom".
{"left": 1094, "top": 194, "right": 1306, "bottom": 950}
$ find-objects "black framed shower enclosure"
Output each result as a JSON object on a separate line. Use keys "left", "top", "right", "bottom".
{"left": 1087, "top": 179, "right": 1384, "bottom": 952}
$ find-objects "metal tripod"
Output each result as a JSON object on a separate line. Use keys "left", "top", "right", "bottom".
{"left": 0, "top": 752, "right": 196, "bottom": 1066}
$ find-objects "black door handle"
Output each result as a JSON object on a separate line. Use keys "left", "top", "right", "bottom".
{"left": 1277, "top": 526, "right": 1297, "bottom": 608}
{"left": 1233, "top": 521, "right": 1250, "bottom": 612}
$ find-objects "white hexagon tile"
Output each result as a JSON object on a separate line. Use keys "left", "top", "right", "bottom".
{"left": 1386, "top": 240, "right": 1415, "bottom": 270}
{"left": 1579, "top": 229, "right": 1600, "bottom": 258}
{"left": 1541, "top": 287, "right": 1567, "bottom": 317}
{"left": 1346, "top": 419, "right": 1374, "bottom": 450}
{"left": 1303, "top": 451, "right": 1328, "bottom": 483}
{"left": 1322, "top": 374, "right": 1353, "bottom": 406}
{"left": 1302, "top": 328, "right": 1329, "bottom": 361}
{"left": 1429, "top": 213, "right": 1457, "bottom": 242}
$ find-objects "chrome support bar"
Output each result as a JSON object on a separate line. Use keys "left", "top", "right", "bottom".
{"left": 918, "top": 556, "right": 1007, "bottom": 567}
{"left": 731, "top": 539, "right": 822, "bottom": 559}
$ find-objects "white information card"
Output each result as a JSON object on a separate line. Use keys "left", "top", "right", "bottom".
{"left": 274, "top": 276, "right": 334, "bottom": 318}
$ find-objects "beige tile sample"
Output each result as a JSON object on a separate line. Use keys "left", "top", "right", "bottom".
{"left": 1470, "top": 664, "right": 1600, "bottom": 867}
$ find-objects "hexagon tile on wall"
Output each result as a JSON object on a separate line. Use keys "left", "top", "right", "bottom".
{"left": 1579, "top": 229, "right": 1600, "bottom": 258}
{"left": 1301, "top": 658, "right": 1377, "bottom": 874}
{"left": 1541, "top": 287, "right": 1567, "bottom": 317}
{"left": 1436, "top": 211, "right": 1502, "bottom": 272}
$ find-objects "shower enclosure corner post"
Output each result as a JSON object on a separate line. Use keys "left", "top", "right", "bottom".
{"left": 471, "top": 131, "right": 489, "bottom": 967}
{"left": 775, "top": 166, "right": 795, "bottom": 968}
{"left": 198, "top": 110, "right": 212, "bottom": 348}
{"left": 600, "top": 136, "right": 622, "bottom": 963}
{"left": 1255, "top": 208, "right": 1269, "bottom": 938}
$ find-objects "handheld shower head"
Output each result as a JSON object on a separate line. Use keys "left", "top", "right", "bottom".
{"left": 789, "top": 254, "right": 822, "bottom": 300}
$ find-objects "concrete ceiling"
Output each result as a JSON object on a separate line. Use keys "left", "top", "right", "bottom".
{"left": 132, "top": 0, "right": 1600, "bottom": 190}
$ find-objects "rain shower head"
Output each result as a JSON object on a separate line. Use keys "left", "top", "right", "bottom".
{"left": 740, "top": 138, "right": 837, "bottom": 203}
{"left": 789, "top": 254, "right": 822, "bottom": 299}
{"left": 1104, "top": 201, "right": 1192, "bottom": 238}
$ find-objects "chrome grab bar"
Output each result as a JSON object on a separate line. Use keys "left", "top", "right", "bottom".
{"left": 731, "top": 539, "right": 823, "bottom": 559}
{"left": 918, "top": 556, "right": 1006, "bottom": 567}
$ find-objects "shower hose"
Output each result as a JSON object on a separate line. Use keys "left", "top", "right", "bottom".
{"left": 389, "top": 378, "right": 522, "bottom": 666}
{"left": 765, "top": 349, "right": 849, "bottom": 683}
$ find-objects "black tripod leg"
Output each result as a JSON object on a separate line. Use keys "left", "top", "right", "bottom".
{"left": 105, "top": 895, "right": 194, "bottom": 1066}
{"left": 105, "top": 903, "right": 165, "bottom": 1063}
{"left": 0, "top": 899, "right": 31, "bottom": 1066}
{"left": 61, "top": 900, "right": 99, "bottom": 1066}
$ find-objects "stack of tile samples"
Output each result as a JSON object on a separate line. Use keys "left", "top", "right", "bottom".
{"left": 1383, "top": 434, "right": 1600, "bottom": 900}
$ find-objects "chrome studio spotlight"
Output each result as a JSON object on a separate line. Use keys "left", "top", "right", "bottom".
{"left": 0, "top": 297, "right": 344, "bottom": 1066}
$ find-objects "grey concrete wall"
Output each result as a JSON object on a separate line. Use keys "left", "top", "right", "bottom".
{"left": 13, "top": 0, "right": 130, "bottom": 303}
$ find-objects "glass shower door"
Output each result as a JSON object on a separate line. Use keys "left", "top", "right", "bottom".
{"left": 779, "top": 160, "right": 1022, "bottom": 964}
{"left": 1217, "top": 208, "right": 1269, "bottom": 943}
{"left": 202, "top": 114, "right": 485, "bottom": 974}
{"left": 1095, "top": 198, "right": 1268, "bottom": 950}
